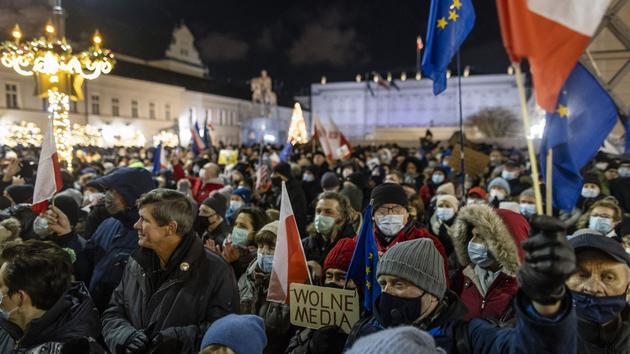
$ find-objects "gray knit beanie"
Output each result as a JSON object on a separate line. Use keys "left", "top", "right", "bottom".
{"left": 346, "top": 326, "right": 446, "bottom": 354}
{"left": 487, "top": 177, "right": 511, "bottom": 195}
{"left": 377, "top": 238, "right": 447, "bottom": 299}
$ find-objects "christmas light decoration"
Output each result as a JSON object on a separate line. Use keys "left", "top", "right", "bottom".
{"left": 153, "top": 130, "right": 179, "bottom": 147}
{"left": 1, "top": 121, "right": 43, "bottom": 147}
{"left": 71, "top": 123, "right": 104, "bottom": 147}
{"left": 287, "top": 103, "right": 308, "bottom": 145}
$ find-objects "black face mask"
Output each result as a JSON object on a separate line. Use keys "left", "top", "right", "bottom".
{"left": 377, "top": 292, "right": 423, "bottom": 327}
{"left": 271, "top": 176, "right": 283, "bottom": 188}
{"left": 195, "top": 216, "right": 211, "bottom": 236}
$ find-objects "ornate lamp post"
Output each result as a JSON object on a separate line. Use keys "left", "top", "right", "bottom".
{"left": 0, "top": 1, "right": 115, "bottom": 168}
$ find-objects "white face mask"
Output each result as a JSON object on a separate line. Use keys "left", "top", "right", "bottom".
{"left": 436, "top": 207, "right": 455, "bottom": 221}
{"left": 229, "top": 200, "right": 243, "bottom": 211}
{"left": 466, "top": 198, "right": 484, "bottom": 206}
{"left": 595, "top": 162, "right": 608, "bottom": 171}
{"left": 581, "top": 187, "right": 599, "bottom": 199}
{"left": 489, "top": 189, "right": 506, "bottom": 201}
{"left": 342, "top": 169, "right": 353, "bottom": 178}
{"left": 376, "top": 214, "right": 405, "bottom": 237}
{"left": 519, "top": 203, "right": 536, "bottom": 217}
{"left": 501, "top": 170, "right": 519, "bottom": 180}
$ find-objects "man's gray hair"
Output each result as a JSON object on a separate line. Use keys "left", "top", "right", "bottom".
{"left": 137, "top": 188, "right": 195, "bottom": 236}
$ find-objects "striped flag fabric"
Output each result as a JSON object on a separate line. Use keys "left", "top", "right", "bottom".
{"left": 152, "top": 143, "right": 167, "bottom": 176}
{"left": 32, "top": 119, "right": 62, "bottom": 213}
{"left": 267, "top": 181, "right": 311, "bottom": 304}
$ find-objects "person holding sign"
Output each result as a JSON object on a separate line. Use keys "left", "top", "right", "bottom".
{"left": 346, "top": 216, "right": 578, "bottom": 353}
{"left": 286, "top": 237, "right": 357, "bottom": 354}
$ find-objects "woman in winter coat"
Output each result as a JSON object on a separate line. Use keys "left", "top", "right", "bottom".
{"left": 449, "top": 204, "right": 529, "bottom": 321}
{"left": 238, "top": 221, "right": 292, "bottom": 354}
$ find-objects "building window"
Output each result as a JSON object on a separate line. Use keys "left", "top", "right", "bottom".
{"left": 112, "top": 97, "right": 119, "bottom": 116}
{"left": 149, "top": 102, "right": 156, "bottom": 119}
{"left": 165, "top": 104, "right": 171, "bottom": 120}
{"left": 70, "top": 100, "right": 78, "bottom": 113}
{"left": 5, "top": 84, "right": 18, "bottom": 108}
{"left": 91, "top": 95, "right": 100, "bottom": 115}
{"left": 131, "top": 100, "right": 138, "bottom": 118}
{"left": 42, "top": 98, "right": 48, "bottom": 112}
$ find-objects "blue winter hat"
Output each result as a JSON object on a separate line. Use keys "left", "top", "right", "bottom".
{"left": 232, "top": 187, "right": 252, "bottom": 205}
{"left": 487, "top": 177, "right": 511, "bottom": 195}
{"left": 200, "top": 314, "right": 267, "bottom": 354}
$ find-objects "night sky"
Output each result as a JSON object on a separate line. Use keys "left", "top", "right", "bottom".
{"left": 1, "top": 0, "right": 510, "bottom": 99}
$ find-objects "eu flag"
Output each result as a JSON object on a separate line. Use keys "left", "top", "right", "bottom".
{"left": 279, "top": 142, "right": 293, "bottom": 162}
{"left": 421, "top": 0, "right": 475, "bottom": 95}
{"left": 152, "top": 143, "right": 163, "bottom": 176}
{"left": 346, "top": 204, "right": 381, "bottom": 314}
{"left": 540, "top": 63, "right": 618, "bottom": 210}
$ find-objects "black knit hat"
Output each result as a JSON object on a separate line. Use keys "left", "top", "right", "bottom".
{"left": 5, "top": 184, "right": 34, "bottom": 204}
{"left": 52, "top": 194, "right": 79, "bottom": 227}
{"left": 582, "top": 173, "right": 601, "bottom": 188}
{"left": 370, "top": 183, "right": 408, "bottom": 212}
{"left": 273, "top": 162, "right": 292, "bottom": 179}
{"left": 202, "top": 193, "right": 228, "bottom": 218}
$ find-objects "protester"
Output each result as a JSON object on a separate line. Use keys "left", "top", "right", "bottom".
{"left": 346, "top": 215, "right": 577, "bottom": 353}
{"left": 3, "top": 185, "right": 33, "bottom": 206}
{"left": 199, "top": 314, "right": 267, "bottom": 354}
{"left": 174, "top": 160, "right": 224, "bottom": 203}
{"left": 577, "top": 197, "right": 623, "bottom": 240}
{"left": 429, "top": 194, "right": 459, "bottom": 257}
{"left": 197, "top": 192, "right": 229, "bottom": 245}
{"left": 567, "top": 230, "right": 630, "bottom": 353}
{"left": 224, "top": 207, "right": 269, "bottom": 279}
{"left": 487, "top": 177, "right": 511, "bottom": 207}
{"left": 102, "top": 189, "right": 239, "bottom": 354}
{"left": 500, "top": 159, "right": 531, "bottom": 197}
{"left": 272, "top": 162, "right": 307, "bottom": 236}
{"left": 449, "top": 205, "right": 529, "bottom": 321}
{"left": 321, "top": 171, "right": 340, "bottom": 193}
{"left": 346, "top": 326, "right": 445, "bottom": 354}
{"left": 226, "top": 187, "right": 252, "bottom": 224}
{"left": 0, "top": 240, "right": 105, "bottom": 353}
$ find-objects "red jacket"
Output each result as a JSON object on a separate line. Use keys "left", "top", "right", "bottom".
{"left": 375, "top": 223, "right": 449, "bottom": 286}
{"left": 456, "top": 266, "right": 518, "bottom": 321}
{"left": 173, "top": 164, "right": 223, "bottom": 203}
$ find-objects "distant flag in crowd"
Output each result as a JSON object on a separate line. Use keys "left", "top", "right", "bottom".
{"left": 496, "top": 0, "right": 611, "bottom": 112}
{"left": 312, "top": 115, "right": 334, "bottom": 160}
{"left": 328, "top": 118, "right": 352, "bottom": 160}
{"left": 203, "top": 110, "right": 213, "bottom": 149}
{"left": 346, "top": 203, "right": 381, "bottom": 314}
{"left": 255, "top": 164, "right": 270, "bottom": 190}
{"left": 279, "top": 142, "right": 293, "bottom": 162}
{"left": 267, "top": 181, "right": 311, "bottom": 304}
{"left": 421, "top": 0, "right": 475, "bottom": 95}
{"left": 152, "top": 143, "right": 167, "bottom": 176}
{"left": 540, "top": 63, "right": 618, "bottom": 210}
{"left": 366, "top": 80, "right": 375, "bottom": 97}
{"left": 625, "top": 114, "right": 630, "bottom": 153}
{"left": 32, "top": 118, "right": 62, "bottom": 213}
{"left": 190, "top": 119, "right": 206, "bottom": 156}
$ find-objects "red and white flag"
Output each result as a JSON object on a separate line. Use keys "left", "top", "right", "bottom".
{"left": 328, "top": 118, "right": 353, "bottom": 160}
{"left": 267, "top": 181, "right": 311, "bottom": 304}
{"left": 32, "top": 119, "right": 62, "bottom": 213}
{"left": 312, "top": 115, "right": 333, "bottom": 160}
{"left": 496, "top": 0, "right": 611, "bottom": 112}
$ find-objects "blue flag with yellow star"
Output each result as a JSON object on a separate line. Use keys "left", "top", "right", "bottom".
{"left": 421, "top": 0, "right": 475, "bottom": 95}
{"left": 346, "top": 203, "right": 380, "bottom": 315}
{"left": 540, "top": 63, "right": 618, "bottom": 210}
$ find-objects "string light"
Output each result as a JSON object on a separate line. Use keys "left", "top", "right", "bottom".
{"left": 287, "top": 103, "right": 308, "bottom": 145}
{"left": 153, "top": 130, "right": 179, "bottom": 147}
{"left": 0, "top": 121, "right": 43, "bottom": 147}
{"left": 71, "top": 123, "right": 104, "bottom": 147}
{"left": 48, "top": 90, "right": 72, "bottom": 167}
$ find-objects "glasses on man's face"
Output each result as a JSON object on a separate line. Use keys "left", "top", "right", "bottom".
{"left": 374, "top": 206, "right": 406, "bottom": 217}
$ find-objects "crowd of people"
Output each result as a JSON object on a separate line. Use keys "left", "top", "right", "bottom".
{"left": 0, "top": 132, "right": 629, "bottom": 353}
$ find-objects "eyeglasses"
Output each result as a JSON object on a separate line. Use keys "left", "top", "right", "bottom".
{"left": 374, "top": 206, "right": 407, "bottom": 217}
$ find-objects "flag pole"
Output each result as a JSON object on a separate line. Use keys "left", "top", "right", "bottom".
{"left": 546, "top": 148, "right": 553, "bottom": 216}
{"left": 456, "top": 51, "right": 465, "bottom": 194}
{"left": 513, "top": 63, "right": 544, "bottom": 215}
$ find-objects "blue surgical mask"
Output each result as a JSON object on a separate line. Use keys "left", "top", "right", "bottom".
{"left": 33, "top": 216, "right": 53, "bottom": 237}
{"left": 501, "top": 170, "right": 518, "bottom": 180}
{"left": 619, "top": 167, "right": 630, "bottom": 178}
{"left": 303, "top": 174, "right": 315, "bottom": 182}
{"left": 431, "top": 173, "right": 445, "bottom": 184}
{"left": 520, "top": 203, "right": 536, "bottom": 217}
{"left": 376, "top": 214, "right": 405, "bottom": 237}
{"left": 314, "top": 214, "right": 336, "bottom": 235}
{"left": 589, "top": 216, "right": 613, "bottom": 235}
{"left": 467, "top": 241, "right": 494, "bottom": 268}
{"left": 581, "top": 187, "right": 599, "bottom": 199}
{"left": 572, "top": 291, "right": 627, "bottom": 324}
{"left": 436, "top": 207, "right": 455, "bottom": 221}
{"left": 231, "top": 227, "right": 250, "bottom": 246}
{"left": 230, "top": 200, "right": 243, "bottom": 211}
{"left": 257, "top": 252, "right": 274, "bottom": 273}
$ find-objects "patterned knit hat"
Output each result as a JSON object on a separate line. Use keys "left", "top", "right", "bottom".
{"left": 346, "top": 326, "right": 445, "bottom": 354}
{"left": 377, "top": 238, "right": 446, "bottom": 298}
{"left": 324, "top": 238, "right": 357, "bottom": 271}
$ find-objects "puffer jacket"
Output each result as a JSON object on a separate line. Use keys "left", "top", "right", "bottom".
{"left": 577, "top": 304, "right": 630, "bottom": 354}
{"left": 448, "top": 205, "right": 529, "bottom": 321}
{"left": 0, "top": 283, "right": 105, "bottom": 353}
{"left": 238, "top": 259, "right": 291, "bottom": 354}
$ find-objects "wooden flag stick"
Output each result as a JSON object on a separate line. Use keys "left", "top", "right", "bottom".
{"left": 546, "top": 148, "right": 553, "bottom": 216}
{"left": 513, "top": 63, "right": 544, "bottom": 215}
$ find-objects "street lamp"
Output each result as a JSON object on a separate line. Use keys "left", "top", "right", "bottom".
{"left": 0, "top": 2, "right": 115, "bottom": 169}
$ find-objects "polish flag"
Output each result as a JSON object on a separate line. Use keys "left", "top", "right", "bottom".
{"left": 312, "top": 115, "right": 333, "bottom": 160}
{"left": 496, "top": 0, "right": 611, "bottom": 112}
{"left": 328, "top": 118, "right": 352, "bottom": 160}
{"left": 32, "top": 119, "right": 62, "bottom": 213}
{"left": 267, "top": 181, "right": 311, "bottom": 304}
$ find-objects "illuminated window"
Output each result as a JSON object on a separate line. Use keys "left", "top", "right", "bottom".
{"left": 131, "top": 100, "right": 138, "bottom": 118}
{"left": 112, "top": 98, "right": 119, "bottom": 116}
{"left": 5, "top": 83, "right": 18, "bottom": 108}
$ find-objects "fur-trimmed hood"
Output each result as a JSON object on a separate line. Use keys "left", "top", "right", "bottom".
{"left": 448, "top": 205, "right": 529, "bottom": 276}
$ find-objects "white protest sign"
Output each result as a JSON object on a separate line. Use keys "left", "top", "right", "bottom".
{"left": 289, "top": 283, "right": 360, "bottom": 334}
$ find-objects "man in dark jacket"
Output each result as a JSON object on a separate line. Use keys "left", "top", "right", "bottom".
{"left": 0, "top": 240, "right": 105, "bottom": 353}
{"left": 102, "top": 189, "right": 239, "bottom": 354}
{"left": 272, "top": 162, "right": 307, "bottom": 237}
{"left": 196, "top": 192, "right": 229, "bottom": 246}
{"left": 85, "top": 167, "right": 154, "bottom": 312}
{"left": 567, "top": 229, "right": 630, "bottom": 353}
{"left": 345, "top": 216, "right": 578, "bottom": 353}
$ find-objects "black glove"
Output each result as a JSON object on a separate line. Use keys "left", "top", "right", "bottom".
{"left": 517, "top": 215, "right": 576, "bottom": 305}
{"left": 123, "top": 330, "right": 149, "bottom": 354}
{"left": 308, "top": 326, "right": 347, "bottom": 354}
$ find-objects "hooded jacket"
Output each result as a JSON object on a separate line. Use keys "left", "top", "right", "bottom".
{"left": 449, "top": 205, "right": 529, "bottom": 321}
{"left": 0, "top": 282, "right": 105, "bottom": 354}
{"left": 85, "top": 167, "right": 154, "bottom": 312}
{"left": 102, "top": 233, "right": 240, "bottom": 354}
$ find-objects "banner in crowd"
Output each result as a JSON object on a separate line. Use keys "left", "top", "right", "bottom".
{"left": 218, "top": 149, "right": 239, "bottom": 165}
{"left": 289, "top": 283, "right": 360, "bottom": 334}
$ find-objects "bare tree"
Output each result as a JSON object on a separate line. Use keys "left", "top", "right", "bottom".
{"left": 465, "top": 107, "right": 520, "bottom": 138}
